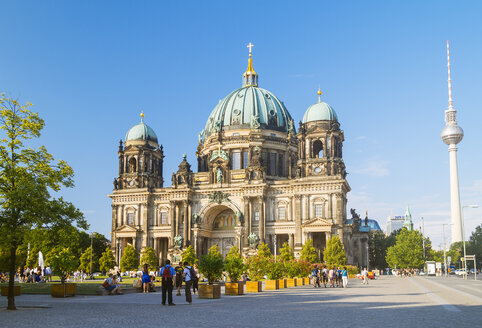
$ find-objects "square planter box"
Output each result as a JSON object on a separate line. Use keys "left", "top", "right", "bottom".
{"left": 304, "top": 277, "right": 309, "bottom": 285}
{"left": 264, "top": 280, "right": 279, "bottom": 290}
{"left": 286, "top": 278, "right": 296, "bottom": 287}
{"left": 1, "top": 285, "right": 20, "bottom": 296}
{"left": 278, "top": 279, "right": 287, "bottom": 288}
{"left": 295, "top": 278, "right": 303, "bottom": 286}
{"left": 51, "top": 283, "right": 76, "bottom": 298}
{"left": 198, "top": 284, "right": 221, "bottom": 299}
{"left": 246, "top": 281, "right": 262, "bottom": 293}
{"left": 225, "top": 282, "right": 244, "bottom": 295}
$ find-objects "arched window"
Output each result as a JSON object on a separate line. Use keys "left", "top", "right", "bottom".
{"left": 312, "top": 140, "right": 323, "bottom": 158}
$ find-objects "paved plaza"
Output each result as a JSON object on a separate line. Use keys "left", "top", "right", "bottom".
{"left": 1, "top": 276, "right": 481, "bottom": 327}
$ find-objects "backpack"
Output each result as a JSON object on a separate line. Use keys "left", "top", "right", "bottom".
{"left": 186, "top": 266, "right": 197, "bottom": 281}
{"left": 162, "top": 265, "right": 172, "bottom": 279}
{"left": 312, "top": 269, "right": 318, "bottom": 276}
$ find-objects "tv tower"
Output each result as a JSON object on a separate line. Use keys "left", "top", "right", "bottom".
{"left": 440, "top": 41, "right": 464, "bottom": 243}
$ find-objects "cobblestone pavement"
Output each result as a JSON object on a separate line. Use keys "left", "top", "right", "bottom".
{"left": 1, "top": 276, "right": 481, "bottom": 328}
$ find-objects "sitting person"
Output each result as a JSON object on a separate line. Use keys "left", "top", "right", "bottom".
{"left": 103, "top": 273, "right": 122, "bottom": 295}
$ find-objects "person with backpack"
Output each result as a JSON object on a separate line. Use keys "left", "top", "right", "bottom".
{"left": 160, "top": 260, "right": 176, "bottom": 306}
{"left": 183, "top": 261, "right": 195, "bottom": 305}
{"left": 341, "top": 267, "right": 348, "bottom": 288}
{"left": 174, "top": 261, "right": 184, "bottom": 296}
{"left": 312, "top": 265, "right": 320, "bottom": 288}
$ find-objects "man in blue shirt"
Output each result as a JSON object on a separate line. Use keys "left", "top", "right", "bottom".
{"left": 160, "top": 260, "right": 176, "bottom": 306}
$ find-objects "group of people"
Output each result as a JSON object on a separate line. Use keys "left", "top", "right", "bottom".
{"left": 16, "top": 266, "right": 52, "bottom": 283}
{"left": 160, "top": 260, "right": 198, "bottom": 306}
{"left": 311, "top": 265, "right": 349, "bottom": 288}
{"left": 103, "top": 273, "right": 123, "bottom": 295}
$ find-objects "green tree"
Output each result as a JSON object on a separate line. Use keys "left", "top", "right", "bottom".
{"left": 99, "top": 248, "right": 116, "bottom": 274}
{"left": 323, "top": 236, "right": 346, "bottom": 267}
{"left": 467, "top": 224, "right": 482, "bottom": 269}
{"left": 78, "top": 246, "right": 98, "bottom": 273}
{"left": 140, "top": 247, "right": 158, "bottom": 268}
{"left": 300, "top": 239, "right": 318, "bottom": 263}
{"left": 368, "top": 231, "right": 398, "bottom": 269}
{"left": 386, "top": 228, "right": 425, "bottom": 269}
{"left": 26, "top": 246, "right": 39, "bottom": 268}
{"left": 181, "top": 245, "right": 197, "bottom": 266}
{"left": 0, "top": 95, "right": 86, "bottom": 310}
{"left": 51, "top": 248, "right": 78, "bottom": 283}
{"left": 279, "top": 242, "right": 294, "bottom": 262}
{"left": 223, "top": 246, "right": 245, "bottom": 282}
{"left": 120, "top": 245, "right": 139, "bottom": 271}
{"left": 257, "top": 242, "right": 271, "bottom": 258}
{"left": 198, "top": 244, "right": 224, "bottom": 284}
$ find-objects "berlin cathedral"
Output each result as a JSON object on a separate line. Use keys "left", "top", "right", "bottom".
{"left": 109, "top": 44, "right": 369, "bottom": 267}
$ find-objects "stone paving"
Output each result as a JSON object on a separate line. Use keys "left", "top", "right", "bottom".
{"left": 1, "top": 276, "right": 481, "bottom": 327}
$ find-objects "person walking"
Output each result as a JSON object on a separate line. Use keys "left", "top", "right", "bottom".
{"left": 192, "top": 264, "right": 199, "bottom": 295}
{"left": 362, "top": 267, "right": 369, "bottom": 285}
{"left": 312, "top": 265, "right": 320, "bottom": 288}
{"left": 183, "top": 261, "right": 194, "bottom": 305}
{"left": 174, "top": 261, "right": 184, "bottom": 296}
{"left": 342, "top": 267, "right": 348, "bottom": 288}
{"left": 321, "top": 266, "right": 328, "bottom": 288}
{"left": 160, "top": 260, "right": 176, "bottom": 306}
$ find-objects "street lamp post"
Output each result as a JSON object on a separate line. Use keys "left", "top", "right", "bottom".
{"left": 461, "top": 205, "right": 479, "bottom": 280}
{"left": 443, "top": 223, "right": 453, "bottom": 277}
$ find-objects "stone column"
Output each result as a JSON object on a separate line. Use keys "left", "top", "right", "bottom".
{"left": 258, "top": 196, "right": 265, "bottom": 243}
{"left": 288, "top": 233, "right": 294, "bottom": 250}
{"left": 306, "top": 138, "right": 311, "bottom": 159}
{"left": 294, "top": 195, "right": 302, "bottom": 248}
{"left": 175, "top": 203, "right": 180, "bottom": 237}
{"left": 170, "top": 202, "right": 176, "bottom": 247}
{"left": 327, "top": 194, "right": 332, "bottom": 220}
{"left": 335, "top": 193, "right": 343, "bottom": 225}
{"left": 142, "top": 203, "right": 148, "bottom": 248}
{"left": 187, "top": 201, "right": 191, "bottom": 245}
{"left": 183, "top": 201, "right": 189, "bottom": 247}
{"left": 325, "top": 232, "right": 331, "bottom": 247}
{"left": 243, "top": 197, "right": 250, "bottom": 247}
{"left": 111, "top": 205, "right": 117, "bottom": 230}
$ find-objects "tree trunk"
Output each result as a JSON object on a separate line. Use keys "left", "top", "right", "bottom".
{"left": 7, "top": 242, "right": 17, "bottom": 310}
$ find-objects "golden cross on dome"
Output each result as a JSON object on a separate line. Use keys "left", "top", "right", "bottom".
{"left": 247, "top": 42, "right": 254, "bottom": 54}
{"left": 140, "top": 110, "right": 145, "bottom": 122}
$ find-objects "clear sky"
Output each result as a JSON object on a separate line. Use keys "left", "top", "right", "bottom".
{"left": 1, "top": 0, "right": 481, "bottom": 249}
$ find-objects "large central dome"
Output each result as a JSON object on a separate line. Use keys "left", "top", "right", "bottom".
{"left": 204, "top": 86, "right": 294, "bottom": 137}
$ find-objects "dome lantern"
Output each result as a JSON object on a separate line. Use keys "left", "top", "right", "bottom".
{"left": 242, "top": 42, "right": 258, "bottom": 87}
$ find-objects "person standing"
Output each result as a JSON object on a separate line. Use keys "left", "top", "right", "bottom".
{"left": 192, "top": 264, "right": 199, "bottom": 295}
{"left": 160, "top": 260, "right": 176, "bottom": 306}
{"left": 141, "top": 264, "right": 151, "bottom": 293}
{"left": 342, "top": 267, "right": 348, "bottom": 288}
{"left": 183, "top": 261, "right": 194, "bottom": 305}
{"left": 174, "top": 261, "right": 184, "bottom": 296}
{"left": 362, "top": 267, "right": 369, "bottom": 285}
{"left": 312, "top": 265, "right": 320, "bottom": 288}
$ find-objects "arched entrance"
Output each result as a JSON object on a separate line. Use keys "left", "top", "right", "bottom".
{"left": 199, "top": 205, "right": 239, "bottom": 257}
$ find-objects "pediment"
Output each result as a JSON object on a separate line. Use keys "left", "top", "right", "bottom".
{"left": 301, "top": 217, "right": 333, "bottom": 227}
{"left": 115, "top": 224, "right": 141, "bottom": 233}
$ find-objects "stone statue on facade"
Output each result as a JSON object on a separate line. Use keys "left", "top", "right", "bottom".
{"left": 350, "top": 208, "right": 361, "bottom": 232}
{"left": 113, "top": 178, "right": 118, "bottom": 190}
{"left": 250, "top": 114, "right": 260, "bottom": 129}
{"left": 287, "top": 119, "right": 295, "bottom": 135}
{"left": 236, "top": 211, "right": 244, "bottom": 225}
{"left": 198, "top": 129, "right": 204, "bottom": 145}
{"left": 216, "top": 167, "right": 223, "bottom": 183}
{"left": 192, "top": 213, "right": 201, "bottom": 225}
{"left": 173, "top": 235, "right": 183, "bottom": 249}
{"left": 248, "top": 233, "right": 259, "bottom": 248}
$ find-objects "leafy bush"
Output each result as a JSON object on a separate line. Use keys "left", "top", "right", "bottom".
{"left": 182, "top": 245, "right": 197, "bottom": 266}
{"left": 51, "top": 248, "right": 78, "bottom": 283}
{"left": 346, "top": 265, "right": 358, "bottom": 275}
{"left": 224, "top": 246, "right": 245, "bottom": 282}
{"left": 247, "top": 255, "right": 269, "bottom": 281}
{"left": 323, "top": 236, "right": 347, "bottom": 267}
{"left": 78, "top": 246, "right": 98, "bottom": 273}
{"left": 279, "top": 242, "right": 294, "bottom": 262}
{"left": 120, "top": 245, "right": 139, "bottom": 271}
{"left": 266, "top": 259, "right": 284, "bottom": 280}
{"left": 99, "top": 248, "right": 116, "bottom": 274}
{"left": 300, "top": 239, "right": 319, "bottom": 263}
{"left": 198, "top": 245, "right": 224, "bottom": 285}
{"left": 257, "top": 243, "right": 271, "bottom": 258}
{"left": 140, "top": 247, "right": 158, "bottom": 268}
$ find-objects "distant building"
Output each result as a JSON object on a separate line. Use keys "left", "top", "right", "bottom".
{"left": 386, "top": 216, "right": 404, "bottom": 236}
{"left": 403, "top": 206, "right": 414, "bottom": 231}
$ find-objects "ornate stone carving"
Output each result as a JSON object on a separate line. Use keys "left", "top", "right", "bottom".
{"left": 173, "top": 235, "right": 184, "bottom": 248}
{"left": 208, "top": 191, "right": 230, "bottom": 204}
{"left": 192, "top": 213, "right": 201, "bottom": 225}
{"left": 216, "top": 167, "right": 223, "bottom": 183}
{"left": 350, "top": 208, "right": 361, "bottom": 232}
{"left": 250, "top": 114, "right": 260, "bottom": 129}
{"left": 210, "top": 148, "right": 229, "bottom": 162}
{"left": 248, "top": 233, "right": 259, "bottom": 247}
{"left": 236, "top": 211, "right": 244, "bottom": 225}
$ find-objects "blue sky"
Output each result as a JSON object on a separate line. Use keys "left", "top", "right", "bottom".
{"left": 1, "top": 0, "right": 481, "bottom": 248}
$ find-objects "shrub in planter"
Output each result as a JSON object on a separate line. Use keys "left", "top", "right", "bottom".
{"left": 198, "top": 245, "right": 224, "bottom": 299}
{"left": 51, "top": 248, "right": 78, "bottom": 297}
{"left": 224, "top": 246, "right": 245, "bottom": 295}
{"left": 247, "top": 255, "right": 268, "bottom": 281}
{"left": 265, "top": 259, "right": 284, "bottom": 290}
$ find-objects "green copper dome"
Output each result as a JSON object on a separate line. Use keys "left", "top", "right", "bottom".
{"left": 125, "top": 122, "right": 158, "bottom": 143}
{"left": 204, "top": 86, "right": 295, "bottom": 137}
{"left": 302, "top": 101, "right": 338, "bottom": 123}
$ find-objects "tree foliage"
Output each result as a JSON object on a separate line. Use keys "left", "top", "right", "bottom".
{"left": 140, "top": 247, "right": 158, "bottom": 268}
{"left": 198, "top": 244, "right": 224, "bottom": 285}
{"left": 257, "top": 242, "right": 271, "bottom": 258}
{"left": 300, "top": 239, "right": 318, "bottom": 263}
{"left": 386, "top": 228, "right": 425, "bottom": 269}
{"left": 99, "top": 248, "right": 116, "bottom": 274}
{"left": 247, "top": 255, "right": 269, "bottom": 281}
{"left": 323, "top": 236, "right": 346, "bottom": 268}
{"left": 51, "top": 248, "right": 78, "bottom": 283}
{"left": 181, "top": 245, "right": 197, "bottom": 266}
{"left": 279, "top": 242, "right": 294, "bottom": 262}
{"left": 120, "top": 245, "right": 139, "bottom": 271}
{"left": 368, "top": 231, "right": 397, "bottom": 269}
{"left": 223, "top": 246, "right": 245, "bottom": 282}
{"left": 0, "top": 95, "right": 86, "bottom": 310}
{"left": 466, "top": 224, "right": 482, "bottom": 269}
{"left": 78, "top": 246, "right": 98, "bottom": 273}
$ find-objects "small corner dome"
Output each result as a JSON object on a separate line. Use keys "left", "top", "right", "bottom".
{"left": 125, "top": 122, "right": 158, "bottom": 143}
{"left": 302, "top": 101, "right": 338, "bottom": 123}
